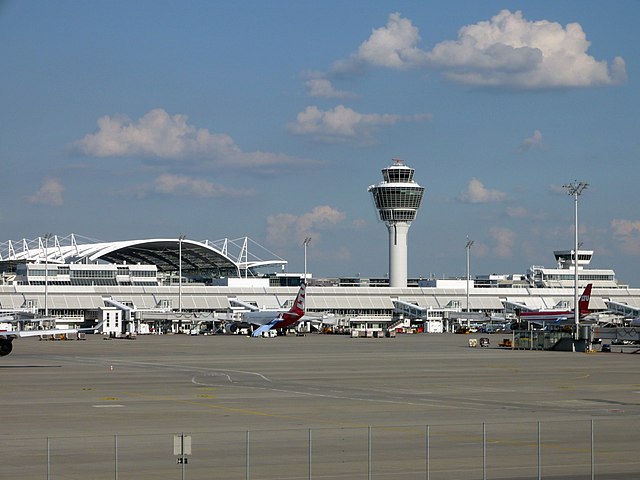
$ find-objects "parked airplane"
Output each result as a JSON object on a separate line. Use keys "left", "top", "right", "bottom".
{"left": 0, "top": 322, "right": 103, "bottom": 356}
{"left": 516, "top": 284, "right": 592, "bottom": 322}
{"left": 227, "top": 282, "right": 306, "bottom": 337}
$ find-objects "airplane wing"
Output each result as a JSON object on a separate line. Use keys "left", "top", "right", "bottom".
{"left": 1, "top": 329, "right": 70, "bottom": 339}
{"left": 250, "top": 318, "right": 281, "bottom": 337}
{"left": 0, "top": 322, "right": 104, "bottom": 356}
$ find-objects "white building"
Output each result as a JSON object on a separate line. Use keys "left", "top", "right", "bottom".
{"left": 1, "top": 235, "right": 638, "bottom": 335}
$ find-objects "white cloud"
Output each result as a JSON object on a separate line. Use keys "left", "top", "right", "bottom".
{"left": 151, "top": 174, "right": 253, "bottom": 198}
{"left": 287, "top": 105, "right": 430, "bottom": 143}
{"left": 27, "top": 178, "right": 64, "bottom": 206}
{"left": 458, "top": 178, "right": 507, "bottom": 203}
{"left": 266, "top": 205, "right": 347, "bottom": 247}
{"left": 329, "top": 10, "right": 625, "bottom": 90}
{"left": 331, "top": 12, "right": 427, "bottom": 74}
{"left": 426, "top": 10, "right": 626, "bottom": 89}
{"left": 547, "top": 184, "right": 568, "bottom": 195}
{"left": 305, "top": 78, "right": 355, "bottom": 99}
{"left": 489, "top": 226, "right": 516, "bottom": 258}
{"left": 518, "top": 130, "right": 545, "bottom": 152}
{"left": 611, "top": 219, "right": 640, "bottom": 255}
{"left": 73, "top": 108, "right": 317, "bottom": 172}
{"left": 506, "top": 206, "right": 529, "bottom": 218}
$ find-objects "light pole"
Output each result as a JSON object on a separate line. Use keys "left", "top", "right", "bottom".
{"left": 43, "top": 233, "right": 53, "bottom": 318}
{"left": 465, "top": 237, "right": 474, "bottom": 328}
{"left": 178, "top": 235, "right": 186, "bottom": 313}
{"left": 303, "top": 237, "right": 311, "bottom": 284}
{"left": 562, "top": 181, "right": 588, "bottom": 340}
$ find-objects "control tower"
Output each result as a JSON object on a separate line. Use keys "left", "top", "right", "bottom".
{"left": 368, "top": 159, "right": 424, "bottom": 288}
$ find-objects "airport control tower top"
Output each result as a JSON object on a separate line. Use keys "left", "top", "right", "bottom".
{"left": 368, "top": 158, "right": 424, "bottom": 223}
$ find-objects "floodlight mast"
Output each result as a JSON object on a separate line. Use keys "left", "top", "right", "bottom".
{"left": 178, "top": 235, "right": 186, "bottom": 313}
{"left": 43, "top": 233, "right": 53, "bottom": 318}
{"left": 562, "top": 181, "right": 588, "bottom": 341}
{"left": 303, "top": 237, "right": 311, "bottom": 284}
{"left": 466, "top": 237, "right": 474, "bottom": 328}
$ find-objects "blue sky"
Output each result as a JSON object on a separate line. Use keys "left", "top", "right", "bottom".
{"left": 2, "top": 1, "right": 639, "bottom": 284}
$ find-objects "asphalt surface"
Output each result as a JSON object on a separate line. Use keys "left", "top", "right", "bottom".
{"left": 1, "top": 333, "right": 639, "bottom": 479}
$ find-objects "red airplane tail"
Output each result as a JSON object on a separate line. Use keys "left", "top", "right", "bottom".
{"left": 579, "top": 283, "right": 592, "bottom": 316}
{"left": 289, "top": 282, "right": 306, "bottom": 317}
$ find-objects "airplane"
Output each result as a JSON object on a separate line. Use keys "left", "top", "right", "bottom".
{"left": 515, "top": 283, "right": 592, "bottom": 322}
{"left": 0, "top": 321, "right": 103, "bottom": 357}
{"left": 226, "top": 282, "right": 307, "bottom": 337}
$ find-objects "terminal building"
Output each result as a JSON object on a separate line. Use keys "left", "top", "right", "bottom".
{"left": 1, "top": 233, "right": 639, "bottom": 336}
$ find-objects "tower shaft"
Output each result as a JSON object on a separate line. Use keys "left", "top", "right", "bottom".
{"left": 387, "top": 223, "right": 409, "bottom": 288}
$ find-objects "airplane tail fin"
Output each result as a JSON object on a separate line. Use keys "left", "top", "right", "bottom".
{"left": 579, "top": 283, "right": 592, "bottom": 315}
{"left": 289, "top": 282, "right": 306, "bottom": 317}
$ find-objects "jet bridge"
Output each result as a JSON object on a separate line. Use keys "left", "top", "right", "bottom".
{"left": 229, "top": 298, "right": 259, "bottom": 312}
{"left": 604, "top": 300, "right": 640, "bottom": 318}
{"left": 103, "top": 297, "right": 133, "bottom": 321}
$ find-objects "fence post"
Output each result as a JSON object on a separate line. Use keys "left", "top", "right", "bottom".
{"left": 114, "top": 434, "right": 118, "bottom": 480}
{"left": 46, "top": 436, "right": 51, "bottom": 480}
{"left": 246, "top": 430, "right": 250, "bottom": 480}
{"left": 181, "top": 432, "right": 186, "bottom": 480}
{"left": 426, "top": 424, "right": 430, "bottom": 480}
{"left": 591, "top": 419, "right": 595, "bottom": 480}
{"left": 537, "top": 421, "right": 541, "bottom": 480}
{"left": 308, "top": 428, "right": 312, "bottom": 480}
{"left": 482, "top": 422, "right": 487, "bottom": 480}
{"left": 368, "top": 426, "right": 372, "bottom": 480}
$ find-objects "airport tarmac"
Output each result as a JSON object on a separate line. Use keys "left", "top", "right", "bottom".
{"left": 2, "top": 333, "right": 639, "bottom": 479}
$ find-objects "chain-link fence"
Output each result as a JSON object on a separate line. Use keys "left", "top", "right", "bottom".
{"left": 3, "top": 418, "right": 639, "bottom": 479}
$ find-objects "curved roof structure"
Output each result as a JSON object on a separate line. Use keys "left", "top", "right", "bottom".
{"left": 0, "top": 234, "right": 287, "bottom": 276}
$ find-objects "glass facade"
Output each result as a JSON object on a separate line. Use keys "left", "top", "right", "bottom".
{"left": 369, "top": 161, "right": 424, "bottom": 225}
{"left": 17, "top": 264, "right": 159, "bottom": 286}
{"left": 371, "top": 186, "right": 424, "bottom": 222}
{"left": 382, "top": 166, "right": 414, "bottom": 183}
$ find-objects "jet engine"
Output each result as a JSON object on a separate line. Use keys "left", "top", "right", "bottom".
{"left": 0, "top": 338, "right": 14, "bottom": 356}
{"left": 224, "top": 323, "right": 238, "bottom": 334}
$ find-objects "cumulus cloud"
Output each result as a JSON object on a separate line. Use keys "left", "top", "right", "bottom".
{"left": 332, "top": 12, "right": 427, "bottom": 74}
{"left": 517, "top": 130, "right": 545, "bottom": 152}
{"left": 150, "top": 174, "right": 253, "bottom": 198}
{"left": 458, "top": 178, "right": 507, "bottom": 203}
{"left": 305, "top": 78, "right": 355, "bottom": 99}
{"left": 27, "top": 178, "right": 64, "bottom": 206}
{"left": 328, "top": 10, "right": 625, "bottom": 90}
{"left": 489, "top": 226, "right": 516, "bottom": 257}
{"left": 426, "top": 10, "right": 626, "bottom": 89}
{"left": 287, "top": 105, "right": 430, "bottom": 144}
{"left": 611, "top": 219, "right": 640, "bottom": 255}
{"left": 72, "top": 108, "right": 317, "bottom": 172}
{"left": 266, "top": 205, "right": 346, "bottom": 247}
{"left": 506, "top": 206, "right": 529, "bottom": 218}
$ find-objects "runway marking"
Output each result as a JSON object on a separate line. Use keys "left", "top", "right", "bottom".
{"left": 56, "top": 356, "right": 615, "bottom": 420}
{"left": 93, "top": 404, "right": 124, "bottom": 408}
{"left": 107, "top": 359, "right": 529, "bottom": 413}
